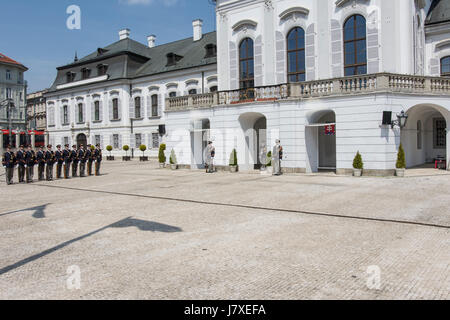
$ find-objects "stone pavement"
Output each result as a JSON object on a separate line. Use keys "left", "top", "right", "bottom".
{"left": 0, "top": 161, "right": 448, "bottom": 300}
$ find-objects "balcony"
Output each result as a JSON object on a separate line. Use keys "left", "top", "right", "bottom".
{"left": 165, "top": 73, "right": 450, "bottom": 112}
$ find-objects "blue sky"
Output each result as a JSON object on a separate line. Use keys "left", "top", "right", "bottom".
{"left": 1, "top": 0, "right": 217, "bottom": 92}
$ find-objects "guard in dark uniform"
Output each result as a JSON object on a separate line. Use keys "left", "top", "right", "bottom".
{"left": 78, "top": 145, "right": 86, "bottom": 177}
{"left": 16, "top": 145, "right": 26, "bottom": 183}
{"left": 63, "top": 144, "right": 71, "bottom": 179}
{"left": 94, "top": 144, "right": 102, "bottom": 176}
{"left": 71, "top": 145, "right": 79, "bottom": 177}
{"left": 86, "top": 145, "right": 93, "bottom": 176}
{"left": 36, "top": 146, "right": 45, "bottom": 181}
{"left": 25, "top": 145, "right": 35, "bottom": 183}
{"left": 2, "top": 145, "right": 15, "bottom": 185}
{"left": 44, "top": 145, "right": 55, "bottom": 181}
{"left": 55, "top": 145, "right": 64, "bottom": 179}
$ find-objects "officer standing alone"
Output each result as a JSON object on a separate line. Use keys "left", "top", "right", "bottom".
{"left": 94, "top": 144, "right": 102, "bottom": 176}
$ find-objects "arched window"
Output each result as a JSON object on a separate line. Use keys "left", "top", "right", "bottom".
{"left": 188, "top": 89, "right": 198, "bottom": 95}
{"left": 441, "top": 56, "right": 450, "bottom": 77}
{"left": 344, "top": 14, "right": 367, "bottom": 76}
{"left": 287, "top": 27, "right": 306, "bottom": 83}
{"left": 417, "top": 120, "right": 422, "bottom": 150}
{"left": 239, "top": 38, "right": 254, "bottom": 89}
{"left": 134, "top": 97, "right": 141, "bottom": 118}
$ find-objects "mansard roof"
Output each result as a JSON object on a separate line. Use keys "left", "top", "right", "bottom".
{"left": 426, "top": 0, "right": 450, "bottom": 26}
{"left": 49, "top": 31, "right": 217, "bottom": 92}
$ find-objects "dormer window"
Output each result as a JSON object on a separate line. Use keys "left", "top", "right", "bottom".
{"left": 66, "top": 72, "right": 76, "bottom": 83}
{"left": 166, "top": 53, "right": 183, "bottom": 66}
{"left": 81, "top": 68, "right": 91, "bottom": 80}
{"left": 97, "top": 64, "right": 108, "bottom": 76}
{"left": 205, "top": 44, "right": 217, "bottom": 58}
{"left": 97, "top": 48, "right": 108, "bottom": 56}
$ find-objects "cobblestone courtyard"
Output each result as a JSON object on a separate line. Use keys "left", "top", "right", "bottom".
{"left": 0, "top": 161, "right": 449, "bottom": 300}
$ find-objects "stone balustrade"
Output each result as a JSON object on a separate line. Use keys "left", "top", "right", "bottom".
{"left": 165, "top": 73, "right": 450, "bottom": 112}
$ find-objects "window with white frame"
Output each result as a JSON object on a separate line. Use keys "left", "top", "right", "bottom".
{"left": 135, "top": 133, "right": 142, "bottom": 148}
{"left": 113, "top": 134, "right": 119, "bottom": 149}
{"left": 434, "top": 118, "right": 446, "bottom": 149}
{"left": 95, "top": 135, "right": 101, "bottom": 147}
{"left": 63, "top": 105, "right": 68, "bottom": 124}
{"left": 77, "top": 103, "right": 84, "bottom": 123}
{"left": 135, "top": 97, "right": 141, "bottom": 118}
{"left": 151, "top": 94, "right": 158, "bottom": 117}
{"left": 94, "top": 101, "right": 100, "bottom": 121}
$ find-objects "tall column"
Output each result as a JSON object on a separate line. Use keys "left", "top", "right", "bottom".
{"left": 45, "top": 131, "right": 49, "bottom": 147}
{"left": 15, "top": 132, "right": 20, "bottom": 148}
{"left": 31, "top": 132, "right": 36, "bottom": 149}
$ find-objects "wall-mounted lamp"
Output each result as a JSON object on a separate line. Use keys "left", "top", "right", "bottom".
{"left": 391, "top": 111, "right": 408, "bottom": 129}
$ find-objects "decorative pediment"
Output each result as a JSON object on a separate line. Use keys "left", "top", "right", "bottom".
{"left": 166, "top": 82, "right": 178, "bottom": 89}
{"left": 279, "top": 7, "right": 310, "bottom": 20}
{"left": 148, "top": 86, "right": 160, "bottom": 92}
{"left": 335, "top": 0, "right": 368, "bottom": 7}
{"left": 232, "top": 19, "right": 258, "bottom": 32}
{"left": 436, "top": 40, "right": 450, "bottom": 50}
{"left": 185, "top": 79, "right": 199, "bottom": 87}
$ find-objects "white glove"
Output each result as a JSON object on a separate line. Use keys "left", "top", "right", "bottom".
{"left": 25, "top": 165, "right": 27, "bottom": 168}
{"left": 3, "top": 166, "right": 6, "bottom": 169}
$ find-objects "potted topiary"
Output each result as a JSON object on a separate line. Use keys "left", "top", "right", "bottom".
{"left": 169, "top": 149, "right": 177, "bottom": 170}
{"left": 352, "top": 151, "right": 363, "bottom": 177}
{"left": 265, "top": 151, "right": 273, "bottom": 174}
{"left": 158, "top": 144, "right": 166, "bottom": 168}
{"left": 396, "top": 143, "right": 406, "bottom": 177}
{"left": 229, "top": 149, "right": 238, "bottom": 173}
{"left": 106, "top": 145, "right": 114, "bottom": 161}
{"left": 139, "top": 145, "right": 148, "bottom": 162}
{"left": 122, "top": 145, "right": 131, "bottom": 161}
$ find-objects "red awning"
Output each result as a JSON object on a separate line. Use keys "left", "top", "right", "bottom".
{"left": 1, "top": 130, "right": 45, "bottom": 135}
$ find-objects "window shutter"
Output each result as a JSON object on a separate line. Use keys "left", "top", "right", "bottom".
{"left": 60, "top": 106, "right": 64, "bottom": 125}
{"left": 254, "top": 35, "right": 263, "bottom": 86}
{"left": 305, "top": 24, "right": 316, "bottom": 81}
{"left": 99, "top": 100, "right": 103, "bottom": 121}
{"left": 275, "top": 31, "right": 286, "bottom": 84}
{"left": 109, "top": 99, "right": 113, "bottom": 121}
{"left": 117, "top": 98, "right": 122, "bottom": 120}
{"left": 430, "top": 58, "right": 440, "bottom": 76}
{"left": 129, "top": 96, "right": 135, "bottom": 119}
{"left": 146, "top": 95, "right": 151, "bottom": 118}
{"left": 367, "top": 11, "right": 380, "bottom": 74}
{"left": 229, "top": 41, "right": 238, "bottom": 90}
{"left": 330, "top": 19, "right": 343, "bottom": 78}
{"left": 158, "top": 94, "right": 163, "bottom": 117}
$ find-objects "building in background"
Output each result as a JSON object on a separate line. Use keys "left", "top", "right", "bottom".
{"left": 0, "top": 53, "right": 28, "bottom": 149}
{"left": 45, "top": 20, "right": 216, "bottom": 157}
{"left": 27, "top": 89, "right": 48, "bottom": 131}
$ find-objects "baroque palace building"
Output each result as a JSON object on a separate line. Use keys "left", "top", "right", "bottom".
{"left": 47, "top": 0, "right": 450, "bottom": 175}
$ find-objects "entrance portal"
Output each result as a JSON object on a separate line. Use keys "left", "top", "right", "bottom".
{"left": 190, "top": 119, "right": 210, "bottom": 169}
{"left": 239, "top": 113, "right": 267, "bottom": 171}
{"left": 305, "top": 110, "right": 337, "bottom": 173}
{"left": 402, "top": 104, "right": 448, "bottom": 169}
{"left": 76, "top": 133, "right": 87, "bottom": 148}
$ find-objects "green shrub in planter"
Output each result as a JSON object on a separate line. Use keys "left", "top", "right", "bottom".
{"left": 158, "top": 144, "right": 166, "bottom": 163}
{"left": 123, "top": 145, "right": 130, "bottom": 156}
{"left": 229, "top": 149, "right": 237, "bottom": 166}
{"left": 266, "top": 151, "right": 272, "bottom": 167}
{"left": 396, "top": 144, "right": 406, "bottom": 169}
{"left": 139, "top": 144, "right": 147, "bottom": 156}
{"left": 169, "top": 149, "right": 177, "bottom": 165}
{"left": 106, "top": 145, "right": 113, "bottom": 156}
{"left": 353, "top": 151, "right": 364, "bottom": 170}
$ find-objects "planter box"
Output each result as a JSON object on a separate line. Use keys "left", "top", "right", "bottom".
{"left": 140, "top": 156, "right": 149, "bottom": 162}
{"left": 107, "top": 156, "right": 115, "bottom": 161}
{"left": 230, "top": 166, "right": 238, "bottom": 173}
{"left": 122, "top": 156, "right": 131, "bottom": 161}
{"left": 159, "top": 163, "right": 166, "bottom": 169}
{"left": 396, "top": 168, "right": 405, "bottom": 177}
{"left": 170, "top": 164, "right": 178, "bottom": 170}
{"left": 353, "top": 169, "right": 362, "bottom": 177}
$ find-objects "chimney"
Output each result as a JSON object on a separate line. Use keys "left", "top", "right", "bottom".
{"left": 147, "top": 35, "right": 156, "bottom": 48}
{"left": 193, "top": 19, "right": 203, "bottom": 41}
{"left": 119, "top": 29, "right": 130, "bottom": 40}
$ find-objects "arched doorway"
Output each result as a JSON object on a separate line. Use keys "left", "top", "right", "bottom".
{"left": 238, "top": 112, "right": 267, "bottom": 171}
{"left": 190, "top": 119, "right": 210, "bottom": 169}
{"left": 305, "top": 109, "right": 337, "bottom": 173}
{"left": 401, "top": 104, "right": 449, "bottom": 169}
{"left": 76, "top": 133, "right": 87, "bottom": 148}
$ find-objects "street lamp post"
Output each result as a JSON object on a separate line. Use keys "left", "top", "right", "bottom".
{"left": 1, "top": 98, "right": 15, "bottom": 148}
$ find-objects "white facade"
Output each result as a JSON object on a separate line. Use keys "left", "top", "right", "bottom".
{"left": 163, "top": 0, "right": 450, "bottom": 175}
